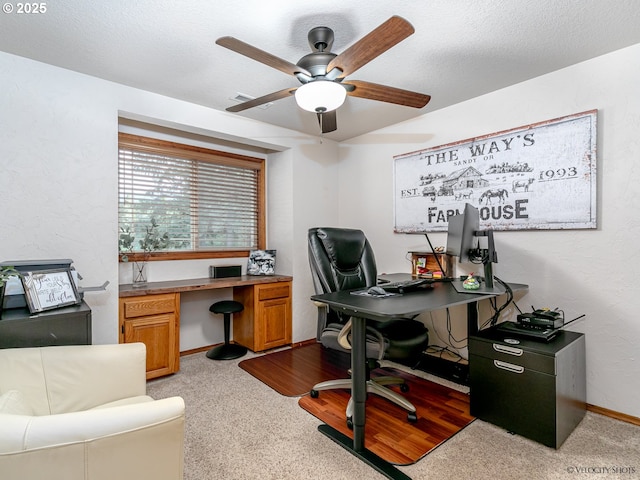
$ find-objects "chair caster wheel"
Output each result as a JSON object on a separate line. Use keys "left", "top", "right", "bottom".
{"left": 407, "top": 412, "right": 418, "bottom": 423}
{"left": 346, "top": 417, "right": 353, "bottom": 430}
{"left": 400, "top": 383, "right": 409, "bottom": 393}
{"left": 310, "top": 389, "right": 319, "bottom": 398}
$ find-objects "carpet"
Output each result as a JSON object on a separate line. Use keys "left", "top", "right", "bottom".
{"left": 239, "top": 343, "right": 475, "bottom": 465}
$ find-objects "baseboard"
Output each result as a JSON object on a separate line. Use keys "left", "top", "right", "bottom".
{"left": 587, "top": 403, "right": 640, "bottom": 426}
{"left": 291, "top": 338, "right": 317, "bottom": 348}
{"left": 180, "top": 341, "right": 305, "bottom": 357}
{"left": 181, "top": 345, "right": 212, "bottom": 356}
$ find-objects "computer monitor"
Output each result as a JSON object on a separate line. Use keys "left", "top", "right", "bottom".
{"left": 446, "top": 203, "right": 501, "bottom": 293}
{"left": 445, "top": 203, "right": 479, "bottom": 263}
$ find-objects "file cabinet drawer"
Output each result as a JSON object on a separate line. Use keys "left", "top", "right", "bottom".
{"left": 469, "top": 337, "right": 556, "bottom": 375}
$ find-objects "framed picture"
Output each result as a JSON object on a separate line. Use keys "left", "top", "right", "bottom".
{"left": 21, "top": 268, "right": 80, "bottom": 313}
{"left": 247, "top": 250, "right": 276, "bottom": 275}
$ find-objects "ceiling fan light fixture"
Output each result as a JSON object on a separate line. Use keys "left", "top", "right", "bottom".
{"left": 294, "top": 81, "right": 346, "bottom": 113}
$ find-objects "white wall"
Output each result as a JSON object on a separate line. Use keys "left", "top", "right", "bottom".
{"left": 0, "top": 51, "right": 336, "bottom": 351}
{"left": 337, "top": 44, "right": 640, "bottom": 418}
{"left": 2, "top": 42, "right": 639, "bottom": 417}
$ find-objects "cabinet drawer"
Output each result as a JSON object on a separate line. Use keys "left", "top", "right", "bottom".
{"left": 469, "top": 354, "right": 557, "bottom": 445}
{"left": 257, "top": 283, "right": 291, "bottom": 301}
{"left": 121, "top": 293, "right": 177, "bottom": 318}
{"left": 469, "top": 337, "right": 555, "bottom": 374}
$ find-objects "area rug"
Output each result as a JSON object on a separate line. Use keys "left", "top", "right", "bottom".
{"left": 299, "top": 367, "right": 475, "bottom": 465}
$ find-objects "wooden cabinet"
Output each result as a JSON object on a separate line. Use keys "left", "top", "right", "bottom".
{"left": 233, "top": 281, "right": 292, "bottom": 352}
{"left": 119, "top": 275, "right": 293, "bottom": 378}
{"left": 119, "top": 293, "right": 179, "bottom": 379}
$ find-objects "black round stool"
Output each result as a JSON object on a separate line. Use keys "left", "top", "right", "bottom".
{"left": 206, "top": 300, "right": 248, "bottom": 360}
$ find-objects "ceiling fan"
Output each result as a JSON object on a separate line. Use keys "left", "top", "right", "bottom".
{"left": 216, "top": 16, "right": 431, "bottom": 134}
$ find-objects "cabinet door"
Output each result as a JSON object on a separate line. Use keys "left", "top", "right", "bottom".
{"left": 123, "top": 313, "right": 177, "bottom": 379}
{"left": 258, "top": 297, "right": 292, "bottom": 350}
{"left": 119, "top": 293, "right": 180, "bottom": 379}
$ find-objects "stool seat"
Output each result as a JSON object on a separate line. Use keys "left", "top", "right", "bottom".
{"left": 206, "top": 300, "right": 247, "bottom": 360}
{"left": 210, "top": 300, "right": 244, "bottom": 315}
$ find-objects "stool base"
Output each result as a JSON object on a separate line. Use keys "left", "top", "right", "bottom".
{"left": 206, "top": 343, "right": 248, "bottom": 360}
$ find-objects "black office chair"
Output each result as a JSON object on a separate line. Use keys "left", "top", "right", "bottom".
{"left": 307, "top": 227, "right": 429, "bottom": 425}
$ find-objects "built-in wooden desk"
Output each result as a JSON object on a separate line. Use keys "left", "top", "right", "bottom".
{"left": 119, "top": 275, "right": 292, "bottom": 379}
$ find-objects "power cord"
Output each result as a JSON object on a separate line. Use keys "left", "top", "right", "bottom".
{"left": 424, "top": 345, "right": 467, "bottom": 364}
{"left": 426, "top": 310, "right": 467, "bottom": 355}
{"left": 480, "top": 275, "right": 521, "bottom": 329}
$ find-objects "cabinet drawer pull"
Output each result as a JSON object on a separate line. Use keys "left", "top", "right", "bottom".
{"left": 494, "top": 360, "right": 525, "bottom": 374}
{"left": 492, "top": 343, "right": 523, "bottom": 356}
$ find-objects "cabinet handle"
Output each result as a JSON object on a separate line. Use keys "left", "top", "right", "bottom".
{"left": 492, "top": 343, "right": 523, "bottom": 356}
{"left": 494, "top": 360, "right": 525, "bottom": 374}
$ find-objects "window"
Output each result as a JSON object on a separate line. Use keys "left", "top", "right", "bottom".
{"left": 118, "top": 133, "right": 265, "bottom": 261}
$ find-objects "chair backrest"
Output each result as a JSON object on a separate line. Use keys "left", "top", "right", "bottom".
{"left": 308, "top": 227, "right": 378, "bottom": 295}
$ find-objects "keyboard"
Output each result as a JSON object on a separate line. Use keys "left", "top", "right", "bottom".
{"left": 380, "top": 278, "right": 431, "bottom": 293}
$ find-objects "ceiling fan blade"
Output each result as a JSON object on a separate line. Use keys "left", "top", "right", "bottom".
{"left": 326, "top": 16, "right": 415, "bottom": 79}
{"left": 344, "top": 80, "right": 431, "bottom": 108}
{"left": 216, "top": 36, "right": 312, "bottom": 77}
{"left": 226, "top": 87, "right": 297, "bottom": 113}
{"left": 317, "top": 110, "right": 337, "bottom": 133}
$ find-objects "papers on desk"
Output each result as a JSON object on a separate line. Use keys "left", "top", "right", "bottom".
{"left": 350, "top": 289, "right": 399, "bottom": 298}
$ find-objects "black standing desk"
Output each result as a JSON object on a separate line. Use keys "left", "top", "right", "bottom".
{"left": 310, "top": 280, "right": 527, "bottom": 480}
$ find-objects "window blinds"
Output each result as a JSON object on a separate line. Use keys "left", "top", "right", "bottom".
{"left": 118, "top": 134, "right": 262, "bottom": 252}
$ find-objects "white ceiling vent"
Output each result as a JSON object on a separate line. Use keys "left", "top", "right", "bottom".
{"left": 230, "top": 93, "right": 274, "bottom": 109}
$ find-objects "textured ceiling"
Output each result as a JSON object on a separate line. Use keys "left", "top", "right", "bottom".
{"left": 2, "top": 0, "right": 640, "bottom": 141}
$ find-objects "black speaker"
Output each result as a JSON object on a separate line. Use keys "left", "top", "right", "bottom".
{"left": 209, "top": 265, "right": 242, "bottom": 279}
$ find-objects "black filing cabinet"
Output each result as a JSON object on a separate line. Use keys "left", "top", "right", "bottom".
{"left": 0, "top": 302, "right": 92, "bottom": 348}
{"left": 469, "top": 327, "right": 586, "bottom": 448}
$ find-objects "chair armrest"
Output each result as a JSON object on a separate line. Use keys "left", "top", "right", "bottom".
{"left": 313, "top": 301, "right": 329, "bottom": 342}
{"left": 335, "top": 319, "right": 386, "bottom": 360}
{"left": 0, "top": 397, "right": 185, "bottom": 453}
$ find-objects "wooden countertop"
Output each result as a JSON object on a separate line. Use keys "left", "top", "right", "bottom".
{"left": 119, "top": 275, "right": 293, "bottom": 297}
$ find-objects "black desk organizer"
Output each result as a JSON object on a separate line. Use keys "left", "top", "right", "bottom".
{"left": 469, "top": 326, "right": 586, "bottom": 448}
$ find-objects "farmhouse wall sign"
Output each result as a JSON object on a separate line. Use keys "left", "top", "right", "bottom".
{"left": 393, "top": 110, "right": 597, "bottom": 232}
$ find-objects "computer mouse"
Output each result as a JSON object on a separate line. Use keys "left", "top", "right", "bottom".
{"left": 367, "top": 286, "right": 387, "bottom": 296}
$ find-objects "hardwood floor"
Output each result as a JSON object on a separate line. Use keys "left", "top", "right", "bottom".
{"left": 239, "top": 343, "right": 475, "bottom": 465}
{"left": 239, "top": 342, "right": 351, "bottom": 396}
{"left": 299, "top": 367, "right": 474, "bottom": 465}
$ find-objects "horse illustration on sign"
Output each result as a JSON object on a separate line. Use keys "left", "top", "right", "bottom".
{"left": 479, "top": 189, "right": 509, "bottom": 205}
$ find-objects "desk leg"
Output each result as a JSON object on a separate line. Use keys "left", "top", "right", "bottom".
{"left": 350, "top": 315, "right": 367, "bottom": 450}
{"left": 467, "top": 301, "right": 479, "bottom": 337}
{"left": 317, "top": 314, "right": 412, "bottom": 480}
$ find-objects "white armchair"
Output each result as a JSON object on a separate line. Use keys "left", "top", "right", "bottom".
{"left": 0, "top": 342, "right": 185, "bottom": 480}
